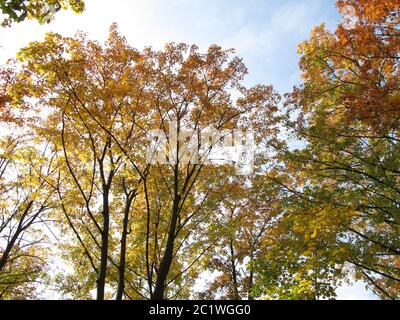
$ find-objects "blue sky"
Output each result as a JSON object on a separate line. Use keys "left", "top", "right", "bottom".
{"left": 0, "top": 0, "right": 377, "bottom": 299}
{"left": 1, "top": 0, "right": 341, "bottom": 94}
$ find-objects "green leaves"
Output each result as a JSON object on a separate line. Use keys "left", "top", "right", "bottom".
{"left": 281, "top": 0, "right": 400, "bottom": 300}
{"left": 1, "top": 0, "right": 399, "bottom": 301}
{"left": 1, "top": 0, "right": 85, "bottom": 27}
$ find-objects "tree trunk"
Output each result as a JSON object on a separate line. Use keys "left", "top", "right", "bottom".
{"left": 152, "top": 194, "right": 180, "bottom": 300}
{"left": 229, "top": 240, "right": 240, "bottom": 300}
{"left": 0, "top": 234, "right": 18, "bottom": 272}
{"left": 116, "top": 191, "right": 135, "bottom": 300}
{"left": 248, "top": 252, "right": 254, "bottom": 300}
{"left": 97, "top": 187, "right": 110, "bottom": 300}
{"left": 0, "top": 201, "right": 33, "bottom": 272}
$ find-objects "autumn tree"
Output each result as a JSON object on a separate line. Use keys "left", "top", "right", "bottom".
{"left": 196, "top": 173, "right": 283, "bottom": 300}
{"left": 281, "top": 0, "right": 400, "bottom": 299}
{"left": 0, "top": 66, "right": 54, "bottom": 299}
{"left": 252, "top": 182, "right": 353, "bottom": 300}
{"left": 0, "top": 137, "right": 56, "bottom": 299}
{"left": 11, "top": 26, "right": 152, "bottom": 300}
{"left": 0, "top": 91, "right": 55, "bottom": 300}
{"left": 128, "top": 43, "right": 280, "bottom": 300}
{"left": 10, "top": 24, "right": 281, "bottom": 300}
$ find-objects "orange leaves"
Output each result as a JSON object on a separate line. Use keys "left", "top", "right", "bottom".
{"left": 337, "top": 0, "right": 400, "bottom": 24}
{"left": 3, "top": 23, "right": 285, "bottom": 299}
{"left": 0, "top": 68, "right": 12, "bottom": 120}
{"left": 284, "top": 0, "right": 400, "bottom": 300}
{"left": 294, "top": 1, "right": 400, "bottom": 133}
{"left": 0, "top": 66, "right": 29, "bottom": 126}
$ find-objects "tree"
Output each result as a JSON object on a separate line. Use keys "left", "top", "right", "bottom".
{"left": 11, "top": 24, "right": 281, "bottom": 299}
{"left": 0, "top": 134, "right": 54, "bottom": 299}
{"left": 0, "top": 67, "right": 55, "bottom": 299}
{"left": 0, "top": 66, "right": 27, "bottom": 125}
{"left": 0, "top": 0, "right": 85, "bottom": 27}
{"left": 253, "top": 184, "right": 353, "bottom": 300}
{"left": 130, "top": 44, "right": 280, "bottom": 300}
{"left": 197, "top": 174, "right": 283, "bottom": 300}
{"left": 281, "top": 0, "right": 400, "bottom": 299}
{"left": 12, "top": 26, "right": 149, "bottom": 300}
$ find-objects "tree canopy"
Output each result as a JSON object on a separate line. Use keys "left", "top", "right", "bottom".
{"left": 0, "top": 0, "right": 399, "bottom": 300}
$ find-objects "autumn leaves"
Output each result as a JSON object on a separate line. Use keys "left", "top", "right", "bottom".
{"left": 1, "top": 24, "right": 281, "bottom": 299}
{"left": 281, "top": 0, "right": 400, "bottom": 299}
{"left": 0, "top": 0, "right": 400, "bottom": 300}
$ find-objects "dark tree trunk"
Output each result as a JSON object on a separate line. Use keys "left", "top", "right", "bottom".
{"left": 97, "top": 186, "right": 110, "bottom": 300}
{"left": 248, "top": 252, "right": 254, "bottom": 300}
{"left": 116, "top": 190, "right": 135, "bottom": 300}
{"left": 0, "top": 201, "right": 33, "bottom": 272}
{"left": 229, "top": 240, "right": 240, "bottom": 300}
{"left": 152, "top": 194, "right": 180, "bottom": 300}
{"left": 0, "top": 234, "right": 18, "bottom": 272}
{"left": 248, "top": 270, "right": 254, "bottom": 300}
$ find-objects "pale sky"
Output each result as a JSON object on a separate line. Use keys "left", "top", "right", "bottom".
{"left": 0, "top": 0, "right": 378, "bottom": 300}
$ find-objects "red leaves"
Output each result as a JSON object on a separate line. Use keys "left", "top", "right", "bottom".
{"left": 294, "top": 0, "right": 400, "bottom": 133}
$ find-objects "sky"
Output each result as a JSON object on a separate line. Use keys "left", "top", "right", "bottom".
{"left": 0, "top": 0, "right": 378, "bottom": 300}
{"left": 1, "top": 0, "right": 342, "bottom": 92}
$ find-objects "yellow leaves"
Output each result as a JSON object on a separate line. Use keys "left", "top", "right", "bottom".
{"left": 362, "top": 0, "right": 399, "bottom": 22}
{"left": 297, "top": 1, "right": 400, "bottom": 132}
{"left": 310, "top": 229, "right": 317, "bottom": 239}
{"left": 382, "top": 61, "right": 395, "bottom": 77}
{"left": 297, "top": 279, "right": 314, "bottom": 294}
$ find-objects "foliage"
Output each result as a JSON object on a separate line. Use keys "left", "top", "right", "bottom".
{"left": 279, "top": 0, "right": 400, "bottom": 300}
{"left": 0, "top": 0, "right": 85, "bottom": 26}
{"left": 1, "top": 0, "right": 400, "bottom": 301}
